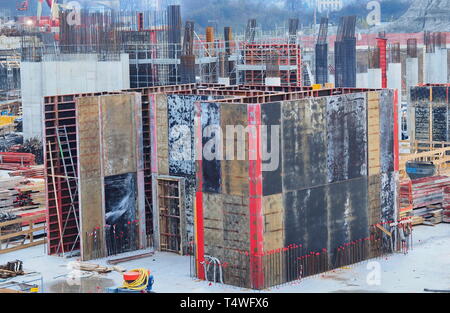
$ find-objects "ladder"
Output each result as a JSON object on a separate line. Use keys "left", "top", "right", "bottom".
{"left": 55, "top": 126, "right": 80, "bottom": 255}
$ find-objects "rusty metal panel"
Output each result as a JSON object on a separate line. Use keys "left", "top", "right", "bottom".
{"left": 282, "top": 98, "right": 328, "bottom": 191}
{"left": 77, "top": 96, "right": 105, "bottom": 261}
{"left": 262, "top": 194, "right": 284, "bottom": 252}
{"left": 326, "top": 93, "right": 368, "bottom": 183}
{"left": 101, "top": 94, "right": 138, "bottom": 176}
{"left": 261, "top": 102, "right": 282, "bottom": 196}
{"left": 221, "top": 103, "right": 248, "bottom": 197}
{"left": 201, "top": 102, "right": 221, "bottom": 193}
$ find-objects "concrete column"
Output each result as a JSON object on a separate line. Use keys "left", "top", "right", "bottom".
{"left": 356, "top": 72, "right": 368, "bottom": 88}
{"left": 367, "top": 68, "right": 382, "bottom": 89}
{"left": 406, "top": 57, "right": 419, "bottom": 89}
{"left": 424, "top": 51, "right": 444, "bottom": 84}
{"left": 438, "top": 48, "right": 448, "bottom": 83}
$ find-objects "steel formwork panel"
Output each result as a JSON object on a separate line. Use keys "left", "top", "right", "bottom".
{"left": 44, "top": 84, "right": 196, "bottom": 255}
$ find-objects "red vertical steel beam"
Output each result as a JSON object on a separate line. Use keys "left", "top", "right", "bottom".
{"left": 137, "top": 12, "right": 144, "bottom": 31}
{"left": 194, "top": 101, "right": 205, "bottom": 280}
{"left": 377, "top": 37, "right": 387, "bottom": 88}
{"left": 248, "top": 103, "right": 264, "bottom": 289}
{"left": 394, "top": 89, "right": 399, "bottom": 171}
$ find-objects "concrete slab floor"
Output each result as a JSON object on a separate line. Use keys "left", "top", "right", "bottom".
{"left": 0, "top": 224, "right": 449, "bottom": 293}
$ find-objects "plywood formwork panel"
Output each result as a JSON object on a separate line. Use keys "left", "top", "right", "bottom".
{"left": 77, "top": 96, "right": 105, "bottom": 261}
{"left": 221, "top": 103, "right": 248, "bottom": 197}
{"left": 368, "top": 91, "right": 381, "bottom": 176}
{"left": 156, "top": 94, "right": 169, "bottom": 175}
{"left": 262, "top": 193, "right": 284, "bottom": 252}
{"left": 101, "top": 94, "right": 139, "bottom": 176}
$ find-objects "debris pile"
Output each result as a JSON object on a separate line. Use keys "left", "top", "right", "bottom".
{"left": 0, "top": 260, "right": 24, "bottom": 279}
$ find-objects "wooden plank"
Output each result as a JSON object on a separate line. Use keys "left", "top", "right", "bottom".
{"left": 376, "top": 224, "right": 392, "bottom": 237}
{"left": 0, "top": 226, "right": 46, "bottom": 241}
{"left": 0, "top": 213, "right": 46, "bottom": 228}
{"left": 221, "top": 103, "right": 249, "bottom": 196}
{"left": 368, "top": 91, "right": 381, "bottom": 176}
{"left": 77, "top": 96, "right": 105, "bottom": 261}
{"left": 0, "top": 239, "right": 46, "bottom": 255}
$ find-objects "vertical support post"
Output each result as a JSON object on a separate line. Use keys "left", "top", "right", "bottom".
{"left": 150, "top": 94, "right": 160, "bottom": 251}
{"left": 394, "top": 90, "right": 399, "bottom": 172}
{"left": 377, "top": 37, "right": 387, "bottom": 89}
{"left": 194, "top": 101, "right": 205, "bottom": 280}
{"left": 248, "top": 103, "right": 264, "bottom": 289}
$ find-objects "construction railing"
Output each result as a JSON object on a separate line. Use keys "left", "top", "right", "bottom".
{"left": 399, "top": 140, "right": 450, "bottom": 179}
{"left": 0, "top": 213, "right": 46, "bottom": 255}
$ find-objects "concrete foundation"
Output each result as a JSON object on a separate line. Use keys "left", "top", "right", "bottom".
{"left": 21, "top": 53, "right": 130, "bottom": 140}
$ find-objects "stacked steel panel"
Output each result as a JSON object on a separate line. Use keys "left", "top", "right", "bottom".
{"left": 443, "top": 187, "right": 450, "bottom": 222}
{"left": 400, "top": 176, "right": 450, "bottom": 210}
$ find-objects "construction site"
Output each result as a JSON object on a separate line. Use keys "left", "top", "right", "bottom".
{"left": 0, "top": 0, "right": 449, "bottom": 295}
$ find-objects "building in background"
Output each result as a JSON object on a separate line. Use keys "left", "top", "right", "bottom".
{"left": 317, "top": 0, "right": 343, "bottom": 13}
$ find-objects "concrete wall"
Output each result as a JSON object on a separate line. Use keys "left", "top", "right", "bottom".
{"left": 424, "top": 51, "right": 448, "bottom": 84}
{"left": 406, "top": 58, "right": 419, "bottom": 92}
{"left": 368, "top": 68, "right": 382, "bottom": 89}
{"left": 21, "top": 53, "right": 130, "bottom": 139}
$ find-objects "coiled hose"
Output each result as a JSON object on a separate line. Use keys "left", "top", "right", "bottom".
{"left": 121, "top": 269, "right": 149, "bottom": 291}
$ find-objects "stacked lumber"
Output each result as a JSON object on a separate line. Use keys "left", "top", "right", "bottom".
{"left": 70, "top": 262, "right": 125, "bottom": 274}
{"left": 8, "top": 166, "right": 44, "bottom": 179}
{"left": 0, "top": 178, "right": 45, "bottom": 212}
{"left": 400, "top": 176, "right": 450, "bottom": 209}
{"left": 443, "top": 187, "right": 450, "bottom": 223}
{"left": 412, "top": 207, "right": 444, "bottom": 226}
{"left": 0, "top": 152, "right": 35, "bottom": 166}
{"left": 411, "top": 215, "right": 424, "bottom": 226}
